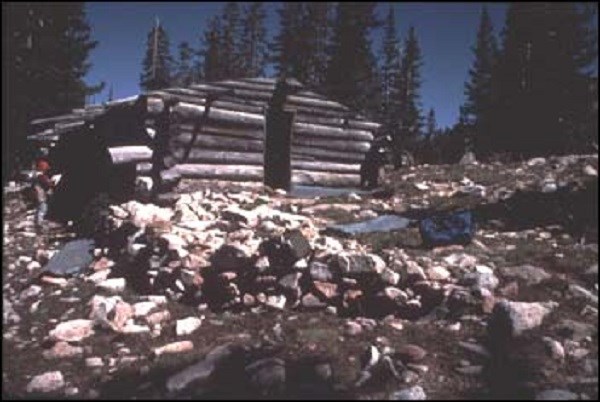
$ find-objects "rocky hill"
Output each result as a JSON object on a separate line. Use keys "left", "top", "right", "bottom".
{"left": 2, "top": 154, "right": 598, "bottom": 399}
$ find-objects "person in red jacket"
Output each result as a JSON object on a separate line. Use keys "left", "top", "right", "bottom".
{"left": 32, "top": 158, "right": 54, "bottom": 230}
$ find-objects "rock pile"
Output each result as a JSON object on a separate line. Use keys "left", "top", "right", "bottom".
{"left": 85, "top": 189, "right": 510, "bottom": 321}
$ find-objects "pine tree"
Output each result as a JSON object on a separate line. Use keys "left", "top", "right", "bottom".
{"left": 107, "top": 84, "right": 114, "bottom": 102}
{"left": 379, "top": 6, "right": 402, "bottom": 138}
{"left": 491, "top": 3, "right": 598, "bottom": 157}
{"left": 303, "top": 3, "right": 332, "bottom": 87}
{"left": 5, "top": 3, "right": 103, "bottom": 179}
{"left": 463, "top": 6, "right": 498, "bottom": 157}
{"left": 397, "top": 26, "right": 424, "bottom": 156}
{"left": 271, "top": 3, "right": 305, "bottom": 79}
{"left": 140, "top": 18, "right": 173, "bottom": 91}
{"left": 201, "top": 16, "right": 223, "bottom": 81}
{"left": 220, "top": 2, "right": 242, "bottom": 79}
{"left": 325, "top": 2, "right": 380, "bottom": 117}
{"left": 174, "top": 41, "right": 196, "bottom": 86}
{"left": 426, "top": 108, "right": 437, "bottom": 139}
{"left": 239, "top": 2, "right": 268, "bottom": 77}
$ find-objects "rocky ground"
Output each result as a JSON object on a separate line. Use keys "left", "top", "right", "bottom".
{"left": 2, "top": 154, "right": 598, "bottom": 400}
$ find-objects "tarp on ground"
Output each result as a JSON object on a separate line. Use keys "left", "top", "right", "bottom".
{"left": 42, "top": 238, "right": 95, "bottom": 276}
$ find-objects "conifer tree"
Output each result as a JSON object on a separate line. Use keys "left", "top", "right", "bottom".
{"left": 303, "top": 3, "right": 332, "bottom": 87}
{"left": 491, "top": 3, "right": 598, "bottom": 157}
{"left": 140, "top": 18, "right": 173, "bottom": 91}
{"left": 239, "top": 2, "right": 268, "bottom": 77}
{"left": 397, "top": 26, "right": 424, "bottom": 156}
{"left": 5, "top": 3, "right": 103, "bottom": 179}
{"left": 220, "top": 2, "right": 242, "bottom": 78}
{"left": 426, "top": 108, "right": 437, "bottom": 139}
{"left": 379, "top": 6, "right": 402, "bottom": 138}
{"left": 271, "top": 3, "right": 305, "bottom": 79}
{"left": 174, "top": 41, "right": 196, "bottom": 86}
{"left": 462, "top": 6, "right": 498, "bottom": 157}
{"left": 325, "top": 2, "right": 380, "bottom": 117}
{"left": 201, "top": 16, "right": 223, "bottom": 81}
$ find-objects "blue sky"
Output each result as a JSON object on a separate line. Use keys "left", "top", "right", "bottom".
{"left": 84, "top": 2, "right": 510, "bottom": 129}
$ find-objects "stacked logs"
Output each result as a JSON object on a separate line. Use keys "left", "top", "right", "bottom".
{"left": 149, "top": 77, "right": 380, "bottom": 188}
{"left": 28, "top": 77, "right": 381, "bottom": 191}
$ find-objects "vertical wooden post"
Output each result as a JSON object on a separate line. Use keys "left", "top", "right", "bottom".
{"left": 264, "top": 106, "right": 294, "bottom": 190}
{"left": 264, "top": 78, "right": 294, "bottom": 190}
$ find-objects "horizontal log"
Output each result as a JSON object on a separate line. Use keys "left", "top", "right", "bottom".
{"left": 291, "top": 146, "right": 366, "bottom": 163}
{"left": 31, "top": 112, "right": 100, "bottom": 126}
{"left": 292, "top": 137, "right": 370, "bottom": 153}
{"left": 293, "top": 161, "right": 360, "bottom": 174}
{"left": 174, "top": 163, "right": 359, "bottom": 187}
{"left": 292, "top": 169, "right": 360, "bottom": 187}
{"left": 240, "top": 77, "right": 303, "bottom": 88}
{"left": 136, "top": 162, "right": 153, "bottom": 174}
{"left": 170, "top": 131, "right": 371, "bottom": 155}
{"left": 293, "top": 122, "right": 373, "bottom": 142}
{"left": 108, "top": 146, "right": 153, "bottom": 165}
{"left": 169, "top": 133, "right": 264, "bottom": 153}
{"left": 172, "top": 123, "right": 265, "bottom": 140}
{"left": 167, "top": 149, "right": 359, "bottom": 174}
{"left": 287, "top": 94, "right": 348, "bottom": 112}
{"left": 153, "top": 94, "right": 265, "bottom": 114}
{"left": 172, "top": 149, "right": 263, "bottom": 165}
{"left": 173, "top": 102, "right": 265, "bottom": 128}
{"left": 176, "top": 164, "right": 264, "bottom": 181}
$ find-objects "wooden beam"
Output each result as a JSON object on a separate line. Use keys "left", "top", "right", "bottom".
{"left": 108, "top": 146, "right": 153, "bottom": 165}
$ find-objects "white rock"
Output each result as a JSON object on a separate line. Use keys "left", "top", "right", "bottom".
{"left": 583, "top": 165, "right": 597, "bottom": 176}
{"left": 389, "top": 385, "right": 427, "bottom": 400}
{"left": 96, "top": 278, "right": 126, "bottom": 293}
{"left": 427, "top": 266, "right": 451, "bottom": 281}
{"left": 26, "top": 371, "right": 65, "bottom": 393}
{"left": 85, "top": 357, "right": 104, "bottom": 368}
{"left": 49, "top": 319, "right": 95, "bottom": 342}
{"left": 133, "top": 301, "right": 158, "bottom": 317}
{"left": 176, "top": 316, "right": 203, "bottom": 336}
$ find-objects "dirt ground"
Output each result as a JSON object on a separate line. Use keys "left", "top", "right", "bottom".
{"left": 2, "top": 154, "right": 598, "bottom": 399}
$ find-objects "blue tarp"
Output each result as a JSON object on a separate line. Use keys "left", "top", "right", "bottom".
{"left": 419, "top": 210, "right": 475, "bottom": 248}
{"left": 42, "top": 238, "right": 95, "bottom": 276}
{"left": 326, "top": 215, "right": 412, "bottom": 236}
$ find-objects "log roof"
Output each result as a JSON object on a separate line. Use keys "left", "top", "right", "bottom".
{"left": 27, "top": 77, "right": 381, "bottom": 142}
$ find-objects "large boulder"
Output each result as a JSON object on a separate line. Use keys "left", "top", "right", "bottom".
{"left": 331, "top": 253, "right": 386, "bottom": 277}
{"left": 210, "top": 245, "right": 253, "bottom": 272}
{"left": 488, "top": 300, "right": 558, "bottom": 339}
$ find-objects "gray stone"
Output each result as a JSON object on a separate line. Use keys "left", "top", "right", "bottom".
{"left": 26, "top": 371, "right": 65, "bottom": 393}
{"left": 568, "top": 285, "right": 598, "bottom": 306}
{"left": 42, "top": 341, "right": 83, "bottom": 360}
{"left": 302, "top": 293, "right": 327, "bottom": 309}
{"left": 309, "top": 262, "right": 334, "bottom": 282}
{"left": 333, "top": 253, "right": 386, "bottom": 277}
{"left": 498, "top": 265, "right": 551, "bottom": 286}
{"left": 553, "top": 319, "right": 597, "bottom": 342}
{"left": 245, "top": 357, "right": 286, "bottom": 396}
{"left": 210, "top": 245, "right": 252, "bottom": 272}
{"left": 489, "top": 300, "right": 558, "bottom": 338}
{"left": 535, "top": 389, "right": 578, "bottom": 400}
{"left": 389, "top": 385, "right": 427, "bottom": 400}
{"left": 461, "top": 271, "right": 499, "bottom": 290}
{"left": 278, "top": 272, "right": 302, "bottom": 291}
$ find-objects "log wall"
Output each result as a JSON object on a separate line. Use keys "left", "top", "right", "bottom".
{"left": 28, "top": 78, "right": 381, "bottom": 190}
